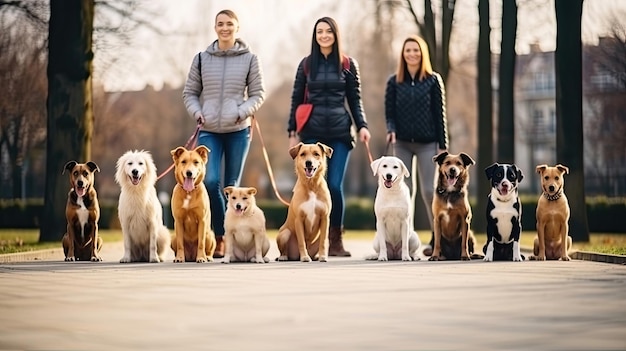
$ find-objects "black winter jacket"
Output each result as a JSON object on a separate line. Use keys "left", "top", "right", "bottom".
{"left": 288, "top": 53, "right": 368, "bottom": 148}
{"left": 384, "top": 71, "right": 448, "bottom": 150}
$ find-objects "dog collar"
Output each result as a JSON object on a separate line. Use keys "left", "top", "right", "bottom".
{"left": 543, "top": 189, "right": 562, "bottom": 201}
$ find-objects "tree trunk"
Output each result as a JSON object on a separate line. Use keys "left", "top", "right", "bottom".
{"left": 423, "top": 0, "right": 437, "bottom": 70}
{"left": 554, "top": 0, "right": 589, "bottom": 242}
{"left": 40, "top": 0, "right": 95, "bottom": 242}
{"left": 497, "top": 0, "right": 517, "bottom": 163}
{"left": 474, "top": 0, "right": 493, "bottom": 234}
{"left": 440, "top": 0, "right": 455, "bottom": 83}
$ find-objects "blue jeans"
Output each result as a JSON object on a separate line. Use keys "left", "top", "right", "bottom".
{"left": 198, "top": 128, "right": 251, "bottom": 236}
{"left": 301, "top": 139, "right": 351, "bottom": 227}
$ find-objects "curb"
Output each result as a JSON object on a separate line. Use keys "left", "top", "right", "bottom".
{"left": 571, "top": 250, "right": 626, "bottom": 265}
{"left": 0, "top": 248, "right": 63, "bottom": 263}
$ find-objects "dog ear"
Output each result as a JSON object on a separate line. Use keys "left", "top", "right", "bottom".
{"left": 399, "top": 159, "right": 410, "bottom": 178}
{"left": 194, "top": 146, "right": 210, "bottom": 163}
{"left": 556, "top": 164, "right": 569, "bottom": 175}
{"left": 432, "top": 151, "right": 448, "bottom": 165}
{"left": 460, "top": 153, "right": 475, "bottom": 167}
{"left": 171, "top": 147, "right": 186, "bottom": 162}
{"left": 370, "top": 157, "right": 382, "bottom": 176}
{"left": 515, "top": 166, "right": 524, "bottom": 183}
{"left": 85, "top": 161, "right": 100, "bottom": 173}
{"left": 62, "top": 161, "right": 77, "bottom": 174}
{"left": 316, "top": 142, "right": 333, "bottom": 159}
{"left": 484, "top": 163, "right": 498, "bottom": 180}
{"left": 224, "top": 186, "right": 233, "bottom": 197}
{"left": 288, "top": 142, "right": 303, "bottom": 159}
{"left": 535, "top": 164, "right": 548, "bottom": 174}
{"left": 247, "top": 187, "right": 257, "bottom": 196}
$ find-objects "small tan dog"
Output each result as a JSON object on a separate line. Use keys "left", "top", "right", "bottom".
{"left": 430, "top": 152, "right": 481, "bottom": 261}
{"left": 276, "top": 142, "right": 333, "bottom": 262}
{"left": 531, "top": 164, "right": 572, "bottom": 261}
{"left": 62, "top": 161, "right": 103, "bottom": 262}
{"left": 223, "top": 186, "right": 270, "bottom": 263}
{"left": 170, "top": 146, "right": 216, "bottom": 263}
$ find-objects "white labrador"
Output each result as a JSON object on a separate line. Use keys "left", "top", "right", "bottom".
{"left": 367, "top": 156, "right": 421, "bottom": 261}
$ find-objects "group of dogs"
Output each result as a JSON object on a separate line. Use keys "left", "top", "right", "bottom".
{"left": 61, "top": 142, "right": 573, "bottom": 264}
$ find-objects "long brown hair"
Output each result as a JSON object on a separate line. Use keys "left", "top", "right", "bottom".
{"left": 396, "top": 35, "right": 433, "bottom": 83}
{"left": 309, "top": 17, "right": 344, "bottom": 79}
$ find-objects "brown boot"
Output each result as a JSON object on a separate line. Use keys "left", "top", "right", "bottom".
{"left": 328, "top": 226, "right": 351, "bottom": 257}
{"left": 213, "top": 236, "right": 225, "bottom": 258}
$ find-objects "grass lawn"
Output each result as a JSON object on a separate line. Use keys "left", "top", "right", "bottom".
{"left": 1, "top": 229, "right": 625, "bottom": 256}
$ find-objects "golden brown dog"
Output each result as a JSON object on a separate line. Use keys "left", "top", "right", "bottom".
{"left": 276, "top": 142, "right": 333, "bottom": 262}
{"left": 170, "top": 146, "right": 216, "bottom": 263}
{"left": 430, "top": 152, "right": 481, "bottom": 261}
{"left": 531, "top": 164, "right": 572, "bottom": 261}
{"left": 223, "top": 186, "right": 270, "bottom": 263}
{"left": 62, "top": 161, "right": 103, "bottom": 262}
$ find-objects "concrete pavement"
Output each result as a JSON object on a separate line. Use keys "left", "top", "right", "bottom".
{"left": 1, "top": 240, "right": 625, "bottom": 350}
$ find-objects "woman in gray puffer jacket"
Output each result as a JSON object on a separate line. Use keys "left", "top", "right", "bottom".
{"left": 182, "top": 9, "right": 265, "bottom": 258}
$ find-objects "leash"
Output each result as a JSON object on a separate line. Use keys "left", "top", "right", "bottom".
{"left": 384, "top": 140, "right": 396, "bottom": 157}
{"left": 156, "top": 121, "right": 202, "bottom": 181}
{"left": 363, "top": 140, "right": 374, "bottom": 164}
{"left": 252, "top": 117, "right": 291, "bottom": 207}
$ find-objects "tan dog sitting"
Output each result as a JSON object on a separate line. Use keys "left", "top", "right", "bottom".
{"left": 531, "top": 164, "right": 572, "bottom": 261}
{"left": 276, "top": 142, "right": 333, "bottom": 262}
{"left": 170, "top": 146, "right": 216, "bottom": 263}
{"left": 223, "top": 186, "right": 270, "bottom": 263}
{"left": 430, "top": 152, "right": 482, "bottom": 261}
{"left": 62, "top": 161, "right": 103, "bottom": 262}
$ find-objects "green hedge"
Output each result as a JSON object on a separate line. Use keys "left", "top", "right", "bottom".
{"left": 1, "top": 197, "right": 625, "bottom": 233}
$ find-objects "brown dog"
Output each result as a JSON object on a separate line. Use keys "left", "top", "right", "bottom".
{"left": 430, "top": 152, "right": 481, "bottom": 261}
{"left": 62, "top": 161, "right": 103, "bottom": 262}
{"left": 276, "top": 142, "right": 333, "bottom": 262}
{"left": 170, "top": 146, "right": 216, "bottom": 263}
{"left": 531, "top": 164, "right": 572, "bottom": 261}
{"left": 223, "top": 186, "right": 270, "bottom": 263}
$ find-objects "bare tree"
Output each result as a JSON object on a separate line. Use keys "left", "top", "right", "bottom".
{"left": 497, "top": 0, "right": 517, "bottom": 163}
{"left": 554, "top": 0, "right": 589, "bottom": 242}
{"left": 474, "top": 0, "right": 493, "bottom": 233}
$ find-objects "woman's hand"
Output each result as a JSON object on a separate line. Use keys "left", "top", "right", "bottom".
{"left": 386, "top": 132, "right": 396, "bottom": 144}
{"left": 195, "top": 112, "right": 205, "bottom": 125}
{"left": 288, "top": 136, "right": 298, "bottom": 149}
{"left": 359, "top": 128, "right": 371, "bottom": 143}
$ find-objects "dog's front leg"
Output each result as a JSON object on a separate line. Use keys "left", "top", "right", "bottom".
{"left": 401, "top": 220, "right": 411, "bottom": 261}
{"left": 148, "top": 222, "right": 160, "bottom": 263}
{"left": 376, "top": 227, "right": 388, "bottom": 261}
{"left": 196, "top": 215, "right": 208, "bottom": 263}
{"left": 429, "top": 216, "right": 442, "bottom": 261}
{"left": 512, "top": 221, "right": 522, "bottom": 262}
{"left": 461, "top": 219, "right": 470, "bottom": 260}
{"left": 560, "top": 223, "right": 571, "bottom": 261}
{"left": 89, "top": 224, "right": 101, "bottom": 262}
{"left": 318, "top": 214, "right": 329, "bottom": 263}
{"left": 173, "top": 220, "right": 186, "bottom": 263}
{"left": 66, "top": 224, "right": 76, "bottom": 262}
{"left": 295, "top": 220, "right": 311, "bottom": 262}
{"left": 253, "top": 229, "right": 268, "bottom": 263}
{"left": 536, "top": 224, "right": 546, "bottom": 261}
{"left": 120, "top": 218, "right": 133, "bottom": 263}
{"left": 222, "top": 231, "right": 234, "bottom": 264}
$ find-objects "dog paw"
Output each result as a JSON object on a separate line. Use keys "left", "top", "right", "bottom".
{"left": 223, "top": 255, "right": 231, "bottom": 264}
{"left": 513, "top": 255, "right": 522, "bottom": 262}
{"left": 90, "top": 256, "right": 102, "bottom": 262}
{"left": 253, "top": 255, "right": 266, "bottom": 263}
{"left": 402, "top": 254, "right": 412, "bottom": 262}
{"left": 428, "top": 256, "right": 440, "bottom": 261}
{"left": 149, "top": 257, "right": 159, "bottom": 263}
{"left": 196, "top": 257, "right": 207, "bottom": 263}
{"left": 277, "top": 255, "right": 288, "bottom": 261}
{"left": 319, "top": 255, "right": 327, "bottom": 262}
{"left": 300, "top": 255, "right": 312, "bottom": 262}
{"left": 483, "top": 255, "right": 493, "bottom": 262}
{"left": 560, "top": 256, "right": 571, "bottom": 261}
{"left": 377, "top": 255, "right": 388, "bottom": 262}
{"left": 173, "top": 256, "right": 185, "bottom": 263}
{"left": 120, "top": 256, "right": 131, "bottom": 263}
{"left": 64, "top": 256, "right": 75, "bottom": 262}
{"left": 411, "top": 256, "right": 421, "bottom": 261}
{"left": 535, "top": 255, "right": 546, "bottom": 261}
{"left": 461, "top": 256, "right": 471, "bottom": 261}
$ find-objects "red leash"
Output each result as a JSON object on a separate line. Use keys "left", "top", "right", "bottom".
{"left": 156, "top": 122, "right": 202, "bottom": 181}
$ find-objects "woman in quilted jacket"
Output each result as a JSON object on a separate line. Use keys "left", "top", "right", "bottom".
{"left": 384, "top": 35, "right": 449, "bottom": 257}
{"left": 287, "top": 16, "right": 371, "bottom": 257}
{"left": 182, "top": 9, "right": 265, "bottom": 258}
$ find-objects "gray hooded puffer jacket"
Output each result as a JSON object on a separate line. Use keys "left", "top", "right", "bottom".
{"left": 182, "top": 38, "right": 265, "bottom": 133}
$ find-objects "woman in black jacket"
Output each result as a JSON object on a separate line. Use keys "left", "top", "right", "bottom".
{"left": 287, "top": 16, "right": 371, "bottom": 256}
{"left": 384, "top": 35, "right": 449, "bottom": 256}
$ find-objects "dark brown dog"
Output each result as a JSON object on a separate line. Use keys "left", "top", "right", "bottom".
{"left": 61, "top": 161, "right": 103, "bottom": 262}
{"left": 430, "top": 152, "right": 482, "bottom": 261}
{"left": 531, "top": 164, "right": 572, "bottom": 261}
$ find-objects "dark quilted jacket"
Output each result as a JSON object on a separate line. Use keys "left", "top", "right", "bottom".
{"left": 384, "top": 71, "right": 448, "bottom": 150}
{"left": 288, "top": 53, "right": 368, "bottom": 147}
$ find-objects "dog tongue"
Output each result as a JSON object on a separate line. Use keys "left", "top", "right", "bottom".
{"left": 384, "top": 179, "right": 393, "bottom": 188}
{"left": 75, "top": 187, "right": 86, "bottom": 197}
{"left": 447, "top": 177, "right": 457, "bottom": 187}
{"left": 183, "top": 178, "right": 195, "bottom": 192}
{"left": 500, "top": 188, "right": 509, "bottom": 196}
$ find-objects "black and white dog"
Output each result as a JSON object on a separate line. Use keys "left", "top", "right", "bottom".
{"left": 483, "top": 163, "right": 524, "bottom": 261}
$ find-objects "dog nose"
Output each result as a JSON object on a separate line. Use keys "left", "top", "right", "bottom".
{"left": 385, "top": 174, "right": 393, "bottom": 180}
{"left": 235, "top": 204, "right": 242, "bottom": 210}
{"left": 305, "top": 160, "right": 312, "bottom": 168}
{"left": 449, "top": 167, "right": 457, "bottom": 176}
{"left": 186, "top": 170, "right": 193, "bottom": 177}
{"left": 549, "top": 185, "right": 555, "bottom": 192}
{"left": 77, "top": 180, "right": 83, "bottom": 187}
{"left": 132, "top": 169, "right": 138, "bottom": 176}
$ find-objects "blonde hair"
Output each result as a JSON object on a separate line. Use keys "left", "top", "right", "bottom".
{"left": 396, "top": 35, "right": 433, "bottom": 83}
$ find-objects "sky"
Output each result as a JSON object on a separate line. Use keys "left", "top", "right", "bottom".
{"left": 93, "top": 0, "right": 626, "bottom": 93}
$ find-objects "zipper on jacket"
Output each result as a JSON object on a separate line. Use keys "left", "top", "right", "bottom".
{"left": 217, "top": 56, "right": 227, "bottom": 130}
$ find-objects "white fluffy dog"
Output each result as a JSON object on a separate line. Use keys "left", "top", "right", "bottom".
{"left": 115, "top": 150, "right": 171, "bottom": 263}
{"left": 367, "top": 156, "right": 421, "bottom": 261}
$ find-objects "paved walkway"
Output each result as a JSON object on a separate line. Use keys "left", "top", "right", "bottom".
{"left": 1, "top": 240, "right": 625, "bottom": 350}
